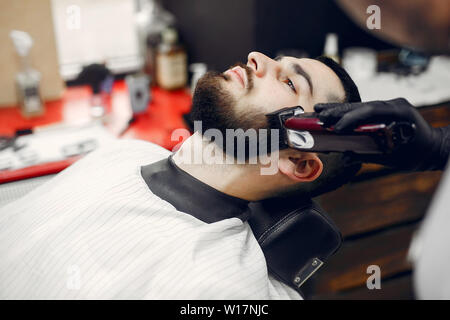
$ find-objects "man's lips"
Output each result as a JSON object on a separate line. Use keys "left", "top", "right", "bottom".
{"left": 225, "top": 66, "right": 247, "bottom": 88}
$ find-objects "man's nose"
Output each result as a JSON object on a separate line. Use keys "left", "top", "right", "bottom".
{"left": 247, "top": 51, "right": 279, "bottom": 78}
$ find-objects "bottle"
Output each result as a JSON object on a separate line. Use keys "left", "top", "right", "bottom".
{"left": 155, "top": 28, "right": 187, "bottom": 90}
{"left": 135, "top": 0, "right": 174, "bottom": 85}
{"left": 10, "top": 30, "right": 44, "bottom": 118}
{"left": 323, "top": 33, "right": 340, "bottom": 64}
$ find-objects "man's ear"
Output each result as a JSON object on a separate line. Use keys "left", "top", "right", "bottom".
{"left": 278, "top": 150, "right": 323, "bottom": 182}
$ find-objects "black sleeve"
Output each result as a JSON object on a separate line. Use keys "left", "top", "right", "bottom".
{"left": 424, "top": 125, "right": 450, "bottom": 171}
{"left": 437, "top": 125, "right": 450, "bottom": 170}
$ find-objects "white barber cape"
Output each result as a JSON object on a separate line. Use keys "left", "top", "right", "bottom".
{"left": 0, "top": 139, "right": 301, "bottom": 299}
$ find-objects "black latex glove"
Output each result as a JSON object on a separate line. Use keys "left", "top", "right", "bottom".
{"left": 314, "top": 98, "right": 449, "bottom": 171}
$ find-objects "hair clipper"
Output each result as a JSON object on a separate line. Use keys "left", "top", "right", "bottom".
{"left": 266, "top": 106, "right": 416, "bottom": 154}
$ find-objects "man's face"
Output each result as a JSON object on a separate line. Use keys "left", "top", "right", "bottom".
{"left": 191, "top": 51, "right": 346, "bottom": 133}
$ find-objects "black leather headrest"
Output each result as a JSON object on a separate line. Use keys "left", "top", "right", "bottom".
{"left": 248, "top": 196, "right": 342, "bottom": 292}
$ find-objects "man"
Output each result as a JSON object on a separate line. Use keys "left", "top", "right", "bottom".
{"left": 0, "top": 52, "right": 360, "bottom": 299}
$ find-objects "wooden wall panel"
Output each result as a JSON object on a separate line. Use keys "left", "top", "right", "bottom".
{"left": 317, "top": 171, "right": 442, "bottom": 237}
{"left": 313, "top": 274, "right": 414, "bottom": 300}
{"left": 311, "top": 224, "right": 416, "bottom": 294}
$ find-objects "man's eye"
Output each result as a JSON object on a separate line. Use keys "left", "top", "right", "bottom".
{"left": 284, "top": 78, "right": 297, "bottom": 93}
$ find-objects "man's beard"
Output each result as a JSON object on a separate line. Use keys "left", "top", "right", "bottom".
{"left": 190, "top": 63, "right": 260, "bottom": 131}
{"left": 188, "top": 63, "right": 276, "bottom": 161}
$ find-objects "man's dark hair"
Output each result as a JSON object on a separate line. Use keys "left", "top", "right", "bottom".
{"left": 314, "top": 55, "right": 361, "bottom": 104}
{"left": 282, "top": 56, "right": 363, "bottom": 198}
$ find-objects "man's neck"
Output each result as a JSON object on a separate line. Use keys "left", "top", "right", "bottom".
{"left": 172, "top": 133, "right": 280, "bottom": 201}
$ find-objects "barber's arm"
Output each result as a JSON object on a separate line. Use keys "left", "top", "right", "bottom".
{"left": 314, "top": 98, "right": 450, "bottom": 171}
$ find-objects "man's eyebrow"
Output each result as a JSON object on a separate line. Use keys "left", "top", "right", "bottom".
{"left": 292, "top": 63, "right": 313, "bottom": 95}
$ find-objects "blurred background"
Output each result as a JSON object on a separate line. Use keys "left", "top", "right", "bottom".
{"left": 0, "top": 0, "right": 449, "bottom": 299}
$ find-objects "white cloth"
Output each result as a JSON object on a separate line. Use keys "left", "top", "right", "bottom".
{"left": 411, "top": 163, "right": 450, "bottom": 299}
{"left": 0, "top": 139, "right": 301, "bottom": 300}
{"left": 354, "top": 56, "right": 450, "bottom": 107}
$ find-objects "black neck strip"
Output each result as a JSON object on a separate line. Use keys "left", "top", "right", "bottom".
{"left": 140, "top": 155, "right": 251, "bottom": 224}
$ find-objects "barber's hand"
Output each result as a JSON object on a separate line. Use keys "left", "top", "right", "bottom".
{"left": 314, "top": 98, "right": 444, "bottom": 170}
